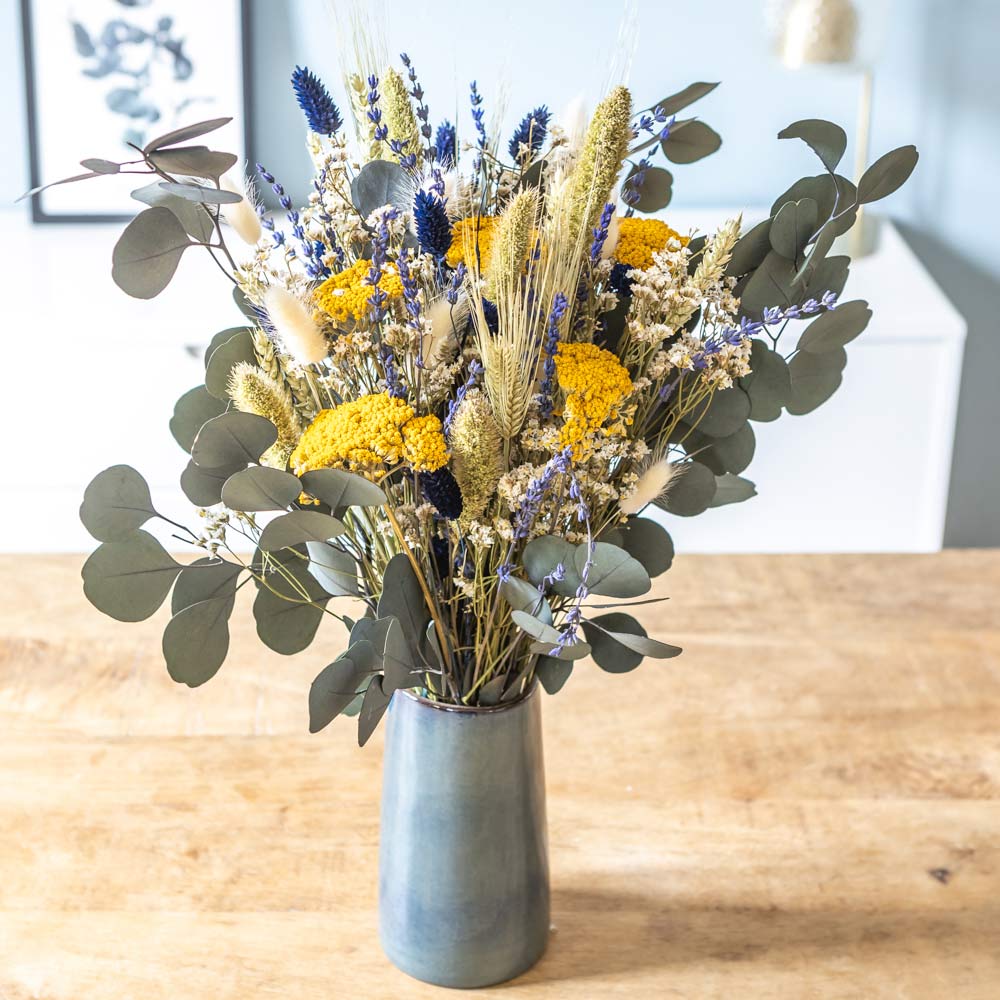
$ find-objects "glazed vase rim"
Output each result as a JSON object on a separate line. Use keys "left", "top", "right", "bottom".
{"left": 398, "top": 678, "right": 540, "bottom": 715}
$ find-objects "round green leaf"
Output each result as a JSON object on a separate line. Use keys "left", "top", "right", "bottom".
{"left": 221, "top": 467, "right": 301, "bottom": 512}
{"left": 687, "top": 385, "right": 751, "bottom": 438}
{"left": 299, "top": 468, "right": 388, "bottom": 509}
{"left": 778, "top": 119, "right": 848, "bottom": 174}
{"left": 770, "top": 198, "right": 818, "bottom": 260}
{"left": 618, "top": 517, "right": 674, "bottom": 577}
{"left": 253, "top": 576, "right": 327, "bottom": 655}
{"left": 798, "top": 300, "right": 872, "bottom": 354}
{"left": 581, "top": 613, "right": 643, "bottom": 673}
{"left": 143, "top": 117, "right": 233, "bottom": 153}
{"left": 309, "top": 654, "right": 373, "bottom": 733}
{"left": 574, "top": 542, "right": 651, "bottom": 599}
{"left": 351, "top": 160, "right": 415, "bottom": 218}
{"left": 162, "top": 595, "right": 234, "bottom": 687}
{"left": 709, "top": 473, "right": 758, "bottom": 508}
{"left": 741, "top": 341, "right": 791, "bottom": 423}
{"left": 660, "top": 461, "right": 716, "bottom": 517}
{"left": 80, "top": 465, "right": 158, "bottom": 542}
{"left": 82, "top": 531, "right": 181, "bottom": 622}
{"left": 204, "top": 328, "right": 257, "bottom": 400}
{"left": 191, "top": 412, "right": 277, "bottom": 469}
{"left": 786, "top": 347, "right": 847, "bottom": 415}
{"left": 148, "top": 145, "right": 238, "bottom": 179}
{"left": 383, "top": 619, "right": 422, "bottom": 694}
{"left": 180, "top": 459, "right": 239, "bottom": 507}
{"left": 740, "top": 251, "right": 797, "bottom": 318}
{"left": 511, "top": 610, "right": 563, "bottom": 644}
{"left": 358, "top": 675, "right": 391, "bottom": 746}
{"left": 171, "top": 557, "right": 241, "bottom": 615}
{"left": 522, "top": 535, "right": 583, "bottom": 598}
{"left": 169, "top": 386, "right": 227, "bottom": 453}
{"left": 770, "top": 174, "right": 856, "bottom": 226}
{"left": 727, "top": 219, "right": 772, "bottom": 277}
{"left": 377, "top": 553, "right": 428, "bottom": 643}
{"left": 662, "top": 120, "right": 722, "bottom": 164}
{"left": 131, "top": 182, "right": 215, "bottom": 242}
{"left": 857, "top": 145, "right": 919, "bottom": 204}
{"left": 157, "top": 180, "right": 242, "bottom": 204}
{"left": 651, "top": 81, "right": 719, "bottom": 118}
{"left": 534, "top": 655, "right": 573, "bottom": 694}
{"left": 306, "top": 540, "right": 360, "bottom": 597}
{"left": 500, "top": 576, "right": 553, "bottom": 624}
{"left": 258, "top": 510, "right": 346, "bottom": 551}
{"left": 112, "top": 206, "right": 192, "bottom": 300}
{"left": 626, "top": 165, "right": 673, "bottom": 213}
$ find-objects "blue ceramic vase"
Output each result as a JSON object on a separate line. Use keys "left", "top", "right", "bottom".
{"left": 378, "top": 683, "right": 550, "bottom": 988}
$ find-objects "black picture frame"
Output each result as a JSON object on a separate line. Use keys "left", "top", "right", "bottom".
{"left": 19, "top": 0, "right": 254, "bottom": 224}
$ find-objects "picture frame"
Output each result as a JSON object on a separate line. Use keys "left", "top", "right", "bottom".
{"left": 19, "top": 0, "right": 253, "bottom": 223}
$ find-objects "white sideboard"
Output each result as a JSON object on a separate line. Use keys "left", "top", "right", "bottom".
{"left": 0, "top": 210, "right": 964, "bottom": 553}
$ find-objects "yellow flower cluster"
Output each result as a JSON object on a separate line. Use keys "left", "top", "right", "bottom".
{"left": 313, "top": 259, "right": 404, "bottom": 324}
{"left": 290, "top": 392, "right": 449, "bottom": 474}
{"left": 446, "top": 216, "right": 498, "bottom": 271}
{"left": 614, "top": 218, "right": 689, "bottom": 271}
{"left": 554, "top": 342, "right": 633, "bottom": 459}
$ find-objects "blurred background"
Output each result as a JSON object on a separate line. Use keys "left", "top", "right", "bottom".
{"left": 1, "top": 0, "right": 997, "bottom": 553}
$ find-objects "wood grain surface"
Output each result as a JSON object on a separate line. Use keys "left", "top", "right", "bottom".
{"left": 1, "top": 552, "right": 998, "bottom": 998}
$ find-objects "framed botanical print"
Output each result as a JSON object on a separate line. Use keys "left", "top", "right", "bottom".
{"left": 20, "top": 0, "right": 252, "bottom": 222}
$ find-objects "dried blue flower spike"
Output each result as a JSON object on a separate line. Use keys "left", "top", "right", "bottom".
{"left": 291, "top": 65, "right": 343, "bottom": 136}
{"left": 434, "top": 120, "right": 457, "bottom": 169}
{"left": 414, "top": 189, "right": 452, "bottom": 260}
{"left": 508, "top": 106, "right": 550, "bottom": 162}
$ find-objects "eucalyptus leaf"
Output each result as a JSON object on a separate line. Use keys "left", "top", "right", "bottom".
{"left": 574, "top": 542, "right": 651, "bottom": 599}
{"left": 662, "top": 120, "right": 722, "bottom": 164}
{"left": 306, "top": 540, "right": 360, "bottom": 597}
{"left": 685, "top": 421, "right": 756, "bottom": 475}
{"left": 528, "top": 638, "right": 592, "bottom": 661}
{"left": 258, "top": 511, "right": 346, "bottom": 551}
{"left": 741, "top": 341, "right": 791, "bottom": 422}
{"left": 351, "top": 160, "right": 415, "bottom": 218}
{"left": 80, "top": 464, "right": 158, "bottom": 542}
{"left": 157, "top": 180, "right": 242, "bottom": 204}
{"left": 581, "top": 613, "right": 644, "bottom": 673}
{"left": 358, "top": 675, "right": 391, "bottom": 746}
{"left": 534, "top": 655, "right": 573, "bottom": 695}
{"left": 798, "top": 300, "right": 872, "bottom": 354}
{"left": 221, "top": 467, "right": 301, "bottom": 512}
{"left": 739, "top": 250, "right": 796, "bottom": 318}
{"left": 857, "top": 145, "right": 919, "bottom": 204}
{"left": 253, "top": 554, "right": 328, "bottom": 655}
{"left": 651, "top": 81, "right": 719, "bottom": 117}
{"left": 617, "top": 517, "right": 674, "bottom": 577}
{"left": 627, "top": 165, "right": 672, "bottom": 213}
{"left": 478, "top": 675, "right": 508, "bottom": 706}
{"left": 686, "top": 384, "right": 751, "bottom": 438}
{"left": 658, "top": 461, "right": 716, "bottom": 517}
{"left": 709, "top": 473, "right": 758, "bottom": 508}
{"left": 18, "top": 170, "right": 101, "bottom": 201}
{"left": 169, "top": 385, "right": 227, "bottom": 452}
{"left": 309, "top": 654, "right": 373, "bottom": 733}
{"left": 162, "top": 595, "right": 234, "bottom": 687}
{"left": 770, "top": 174, "right": 857, "bottom": 232}
{"left": 180, "top": 459, "right": 240, "bottom": 507}
{"left": 770, "top": 198, "right": 818, "bottom": 260}
{"left": 521, "top": 535, "right": 583, "bottom": 599}
{"left": 299, "top": 468, "right": 388, "bottom": 509}
{"left": 804, "top": 254, "right": 850, "bottom": 301}
{"left": 204, "top": 327, "right": 256, "bottom": 399}
{"left": 171, "top": 557, "right": 241, "bottom": 615}
{"left": 148, "top": 145, "right": 238, "bottom": 179}
{"left": 377, "top": 553, "right": 429, "bottom": 643}
{"left": 726, "top": 219, "right": 772, "bottom": 277}
{"left": 500, "top": 576, "right": 553, "bottom": 625}
{"left": 143, "top": 117, "right": 233, "bottom": 153}
{"left": 350, "top": 616, "right": 394, "bottom": 654}
{"left": 81, "top": 531, "right": 181, "bottom": 622}
{"left": 112, "top": 206, "right": 192, "bottom": 299}
{"left": 778, "top": 119, "right": 848, "bottom": 174}
{"left": 584, "top": 612, "right": 682, "bottom": 666}
{"left": 81, "top": 158, "right": 121, "bottom": 174}
{"left": 786, "top": 346, "right": 847, "bottom": 415}
{"left": 191, "top": 412, "right": 277, "bottom": 469}
{"left": 511, "top": 610, "right": 563, "bottom": 644}
{"left": 383, "top": 618, "right": 422, "bottom": 694}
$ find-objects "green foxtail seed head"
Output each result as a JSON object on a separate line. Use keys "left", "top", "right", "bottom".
{"left": 381, "top": 68, "right": 422, "bottom": 167}
{"left": 485, "top": 189, "right": 538, "bottom": 300}
{"left": 228, "top": 362, "right": 303, "bottom": 470}
{"left": 450, "top": 389, "right": 504, "bottom": 527}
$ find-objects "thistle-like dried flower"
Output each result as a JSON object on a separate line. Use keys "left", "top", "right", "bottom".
{"left": 568, "top": 85, "right": 633, "bottom": 243}
{"left": 219, "top": 172, "right": 262, "bottom": 246}
{"left": 382, "top": 67, "right": 421, "bottom": 166}
{"left": 263, "top": 286, "right": 328, "bottom": 365}
{"left": 450, "top": 390, "right": 504, "bottom": 527}
{"left": 228, "top": 362, "right": 303, "bottom": 469}
{"left": 619, "top": 457, "right": 680, "bottom": 516}
{"left": 484, "top": 188, "right": 538, "bottom": 300}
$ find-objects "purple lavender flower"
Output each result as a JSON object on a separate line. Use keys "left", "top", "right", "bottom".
{"left": 508, "top": 106, "right": 550, "bottom": 162}
{"left": 367, "top": 74, "right": 388, "bottom": 142}
{"left": 590, "top": 202, "right": 615, "bottom": 264}
{"left": 414, "top": 189, "right": 451, "bottom": 260}
{"left": 537, "top": 293, "right": 568, "bottom": 419}
{"left": 435, "top": 120, "right": 457, "bottom": 170}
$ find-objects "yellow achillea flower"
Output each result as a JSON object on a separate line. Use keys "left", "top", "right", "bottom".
{"left": 554, "top": 342, "right": 633, "bottom": 459}
{"left": 291, "top": 392, "right": 449, "bottom": 475}
{"left": 446, "top": 216, "right": 498, "bottom": 271}
{"left": 613, "top": 218, "right": 690, "bottom": 271}
{"left": 313, "top": 259, "right": 404, "bottom": 325}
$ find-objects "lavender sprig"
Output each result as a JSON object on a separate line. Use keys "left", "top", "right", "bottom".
{"left": 400, "top": 53, "right": 433, "bottom": 155}
{"left": 537, "top": 292, "right": 568, "bottom": 420}
{"left": 367, "top": 74, "right": 388, "bottom": 143}
{"left": 469, "top": 81, "right": 487, "bottom": 172}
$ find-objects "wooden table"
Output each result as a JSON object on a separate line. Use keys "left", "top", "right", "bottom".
{"left": 1, "top": 552, "right": 998, "bottom": 998}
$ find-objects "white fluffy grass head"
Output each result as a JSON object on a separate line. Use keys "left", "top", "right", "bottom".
{"left": 423, "top": 293, "right": 469, "bottom": 365}
{"left": 619, "top": 458, "right": 681, "bottom": 516}
{"left": 559, "top": 95, "right": 589, "bottom": 153}
{"left": 219, "top": 171, "right": 262, "bottom": 246}
{"left": 263, "top": 286, "right": 328, "bottom": 365}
